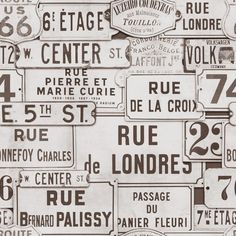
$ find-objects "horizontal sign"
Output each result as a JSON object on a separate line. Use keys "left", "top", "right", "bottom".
{"left": 0, "top": 70, "right": 22, "bottom": 102}
{"left": 39, "top": 3, "right": 117, "bottom": 40}
{"left": 19, "top": 170, "right": 89, "bottom": 187}
{"left": 204, "top": 168, "right": 236, "bottom": 208}
{"left": 17, "top": 180, "right": 117, "bottom": 236}
{"left": 197, "top": 68, "right": 236, "bottom": 110}
{"left": 163, "top": 0, "right": 226, "bottom": 38}
{"left": 195, "top": 204, "right": 236, "bottom": 230}
{"left": 224, "top": 123, "right": 236, "bottom": 168}
{"left": 127, "top": 37, "right": 184, "bottom": 74}
{"left": 223, "top": 0, "right": 236, "bottom": 40}
{"left": 0, "top": 126, "right": 74, "bottom": 168}
{"left": 0, "top": 42, "right": 15, "bottom": 69}
{"left": 76, "top": 117, "right": 202, "bottom": 184}
{"left": 117, "top": 37, "right": 185, "bottom": 84}
{"left": 0, "top": 102, "right": 95, "bottom": 125}
{"left": 0, "top": 0, "right": 41, "bottom": 43}
{"left": 16, "top": 40, "right": 130, "bottom": 68}
{"left": 184, "top": 39, "right": 236, "bottom": 72}
{"left": 118, "top": 185, "right": 192, "bottom": 232}
{"left": 110, "top": 0, "right": 176, "bottom": 37}
{"left": 125, "top": 74, "right": 203, "bottom": 120}
{"left": 0, "top": 169, "right": 19, "bottom": 208}
{"left": 184, "top": 119, "right": 223, "bottom": 162}
{"left": 24, "top": 68, "right": 123, "bottom": 113}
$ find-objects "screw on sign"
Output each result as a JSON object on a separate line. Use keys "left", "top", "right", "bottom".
{"left": 110, "top": 0, "right": 177, "bottom": 37}
{"left": 40, "top": 3, "right": 117, "bottom": 40}
{"left": 163, "top": 0, "right": 226, "bottom": 37}
{"left": 0, "top": 209, "right": 13, "bottom": 226}
{"left": 183, "top": 39, "right": 236, "bottom": 72}
{"left": 0, "top": 170, "right": 19, "bottom": 208}
{"left": 0, "top": 42, "right": 15, "bottom": 68}
{"left": 204, "top": 168, "right": 236, "bottom": 208}
{"left": 184, "top": 120, "right": 222, "bottom": 161}
{"left": 0, "top": 102, "right": 96, "bottom": 125}
{"left": 15, "top": 40, "right": 131, "bottom": 68}
{"left": 0, "top": 225, "right": 40, "bottom": 236}
{"left": 0, "top": 70, "right": 22, "bottom": 102}
{"left": 196, "top": 68, "right": 236, "bottom": 110}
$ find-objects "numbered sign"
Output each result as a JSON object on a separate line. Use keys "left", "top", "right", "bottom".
{"left": 197, "top": 68, "right": 236, "bottom": 110}
{"left": 39, "top": 3, "right": 118, "bottom": 40}
{"left": 0, "top": 102, "right": 95, "bottom": 126}
{"left": 0, "top": 70, "right": 22, "bottom": 102}
{"left": 0, "top": 169, "right": 19, "bottom": 208}
{"left": 0, "top": 0, "right": 41, "bottom": 43}
{"left": 195, "top": 205, "right": 236, "bottom": 230}
{"left": 184, "top": 120, "right": 223, "bottom": 161}
{"left": 0, "top": 42, "right": 15, "bottom": 68}
{"left": 204, "top": 168, "right": 236, "bottom": 208}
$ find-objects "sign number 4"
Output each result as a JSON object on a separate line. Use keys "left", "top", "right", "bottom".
{"left": 0, "top": 74, "right": 16, "bottom": 102}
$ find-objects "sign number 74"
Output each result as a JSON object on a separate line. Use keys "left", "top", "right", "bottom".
{"left": 206, "top": 74, "right": 236, "bottom": 104}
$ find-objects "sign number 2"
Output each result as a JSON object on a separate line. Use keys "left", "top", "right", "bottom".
{"left": 185, "top": 120, "right": 222, "bottom": 160}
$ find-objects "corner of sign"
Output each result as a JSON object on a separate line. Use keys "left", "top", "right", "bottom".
{"left": 229, "top": 102, "right": 236, "bottom": 126}
{"left": 115, "top": 70, "right": 128, "bottom": 88}
{"left": 196, "top": 102, "right": 205, "bottom": 112}
{"left": 175, "top": 9, "right": 182, "bottom": 22}
{"left": 224, "top": 226, "right": 236, "bottom": 236}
